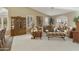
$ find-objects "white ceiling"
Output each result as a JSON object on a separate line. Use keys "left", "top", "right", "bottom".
{"left": 0, "top": 7, "right": 79, "bottom": 16}
{"left": 31, "top": 7, "right": 79, "bottom": 16}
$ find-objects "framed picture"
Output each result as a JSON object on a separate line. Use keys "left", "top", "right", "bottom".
{"left": 36, "top": 16, "right": 43, "bottom": 27}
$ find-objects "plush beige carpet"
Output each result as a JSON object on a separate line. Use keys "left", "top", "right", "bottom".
{"left": 11, "top": 34, "right": 79, "bottom": 51}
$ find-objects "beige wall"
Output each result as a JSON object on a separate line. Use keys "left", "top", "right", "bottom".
{"left": 7, "top": 7, "right": 49, "bottom": 35}
{"left": 7, "top": 7, "right": 79, "bottom": 35}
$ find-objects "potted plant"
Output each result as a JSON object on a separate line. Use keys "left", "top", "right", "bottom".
{"left": 73, "top": 16, "right": 79, "bottom": 23}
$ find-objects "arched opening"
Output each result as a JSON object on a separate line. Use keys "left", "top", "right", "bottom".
{"left": 0, "top": 8, "right": 8, "bottom": 29}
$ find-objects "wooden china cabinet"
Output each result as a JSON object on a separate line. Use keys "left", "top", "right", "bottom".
{"left": 11, "top": 16, "right": 26, "bottom": 36}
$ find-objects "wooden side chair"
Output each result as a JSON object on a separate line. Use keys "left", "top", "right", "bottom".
{"left": 0, "top": 28, "right": 6, "bottom": 48}
{"left": 0, "top": 31, "right": 3, "bottom": 48}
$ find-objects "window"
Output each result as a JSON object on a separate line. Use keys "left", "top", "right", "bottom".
{"left": 44, "top": 17, "right": 49, "bottom": 26}
{"left": 0, "top": 17, "right": 7, "bottom": 28}
{"left": 26, "top": 16, "right": 33, "bottom": 28}
{"left": 56, "top": 16, "right": 68, "bottom": 25}
{"left": 3, "top": 17, "right": 7, "bottom": 28}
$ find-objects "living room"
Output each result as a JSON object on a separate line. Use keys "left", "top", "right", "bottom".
{"left": 0, "top": 7, "right": 79, "bottom": 51}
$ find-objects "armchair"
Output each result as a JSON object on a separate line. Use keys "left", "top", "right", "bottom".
{"left": 31, "top": 26, "right": 42, "bottom": 39}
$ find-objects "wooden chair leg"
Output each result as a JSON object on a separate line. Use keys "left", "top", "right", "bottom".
{"left": 0, "top": 44, "right": 3, "bottom": 48}
{"left": 1, "top": 39, "right": 6, "bottom": 48}
{"left": 0, "top": 41, "right": 3, "bottom": 48}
